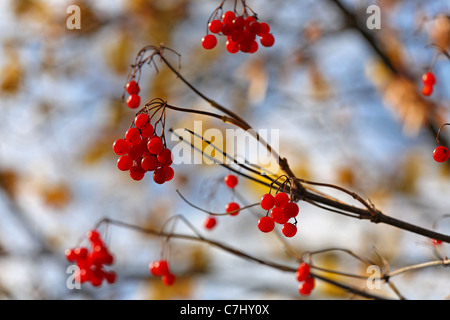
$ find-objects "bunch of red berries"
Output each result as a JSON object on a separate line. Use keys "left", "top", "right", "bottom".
{"left": 258, "top": 192, "right": 299, "bottom": 237}
{"left": 149, "top": 259, "right": 176, "bottom": 286}
{"left": 125, "top": 80, "right": 141, "bottom": 109}
{"left": 113, "top": 113, "right": 174, "bottom": 183}
{"left": 202, "top": 11, "right": 275, "bottom": 54}
{"left": 65, "top": 230, "right": 116, "bottom": 287}
{"left": 296, "top": 262, "right": 315, "bottom": 296}
{"left": 421, "top": 71, "right": 436, "bottom": 97}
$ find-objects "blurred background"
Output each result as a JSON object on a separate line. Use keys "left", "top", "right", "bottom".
{"left": 0, "top": 0, "right": 449, "bottom": 300}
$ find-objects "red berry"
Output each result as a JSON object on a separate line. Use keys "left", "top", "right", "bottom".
{"left": 282, "top": 223, "right": 297, "bottom": 237}
{"left": 283, "top": 202, "right": 299, "bottom": 218}
{"left": 65, "top": 248, "right": 77, "bottom": 262}
{"left": 222, "top": 11, "right": 236, "bottom": 24}
{"left": 422, "top": 71, "right": 436, "bottom": 86}
{"left": 130, "top": 164, "right": 146, "bottom": 181}
{"left": 157, "top": 148, "right": 173, "bottom": 165}
{"left": 422, "top": 85, "right": 433, "bottom": 96}
{"left": 128, "top": 143, "right": 145, "bottom": 160}
{"left": 249, "top": 40, "right": 259, "bottom": 53}
{"left": 248, "top": 21, "right": 261, "bottom": 34}
{"left": 232, "top": 16, "right": 245, "bottom": 29}
{"left": 295, "top": 262, "right": 311, "bottom": 282}
{"left": 147, "top": 136, "right": 164, "bottom": 155}
{"left": 298, "top": 276, "right": 315, "bottom": 296}
{"left": 226, "top": 40, "right": 239, "bottom": 53}
{"left": 126, "top": 94, "right": 140, "bottom": 109}
{"left": 117, "top": 155, "right": 133, "bottom": 171}
{"left": 113, "top": 138, "right": 130, "bottom": 155}
{"left": 74, "top": 247, "right": 88, "bottom": 259}
{"left": 258, "top": 216, "right": 275, "bottom": 233}
{"left": 258, "top": 22, "right": 270, "bottom": 35}
{"left": 433, "top": 146, "right": 450, "bottom": 162}
{"left": 260, "top": 33, "right": 275, "bottom": 47}
{"left": 208, "top": 19, "right": 223, "bottom": 34}
{"left": 163, "top": 166, "right": 174, "bottom": 182}
{"left": 162, "top": 273, "right": 176, "bottom": 286}
{"left": 134, "top": 113, "right": 149, "bottom": 129}
{"left": 126, "top": 80, "right": 140, "bottom": 95}
{"left": 260, "top": 193, "right": 275, "bottom": 210}
{"left": 153, "top": 168, "right": 167, "bottom": 184}
{"left": 224, "top": 174, "right": 238, "bottom": 189}
{"left": 274, "top": 192, "right": 289, "bottom": 207}
{"left": 431, "top": 239, "right": 442, "bottom": 246}
{"left": 221, "top": 23, "right": 233, "bottom": 36}
{"left": 87, "top": 230, "right": 101, "bottom": 243}
{"left": 270, "top": 207, "right": 290, "bottom": 224}
{"left": 204, "top": 216, "right": 217, "bottom": 230}
{"left": 141, "top": 123, "right": 155, "bottom": 138}
{"left": 141, "top": 154, "right": 159, "bottom": 171}
{"left": 125, "top": 127, "right": 142, "bottom": 146}
{"left": 202, "top": 34, "right": 217, "bottom": 50}
{"left": 150, "top": 260, "right": 170, "bottom": 276}
{"left": 104, "top": 271, "right": 117, "bottom": 284}
{"left": 225, "top": 202, "right": 240, "bottom": 216}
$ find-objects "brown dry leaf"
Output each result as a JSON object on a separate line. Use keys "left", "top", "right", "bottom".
{"left": 430, "top": 15, "right": 450, "bottom": 49}
{"left": 0, "top": 55, "right": 24, "bottom": 95}
{"left": 40, "top": 182, "right": 72, "bottom": 209}
{"left": 0, "top": 169, "right": 19, "bottom": 199}
{"left": 308, "top": 64, "right": 331, "bottom": 101}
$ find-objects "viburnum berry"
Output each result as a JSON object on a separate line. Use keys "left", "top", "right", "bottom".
{"left": 225, "top": 202, "right": 240, "bottom": 216}
{"left": 87, "top": 229, "right": 101, "bottom": 243}
{"left": 113, "top": 138, "right": 130, "bottom": 155}
{"left": 274, "top": 192, "right": 289, "bottom": 207}
{"left": 130, "top": 164, "right": 146, "bottom": 181}
{"left": 260, "top": 193, "right": 275, "bottom": 210}
{"left": 147, "top": 136, "right": 164, "bottom": 155}
{"left": 141, "top": 123, "right": 155, "bottom": 138}
{"left": 65, "top": 248, "right": 78, "bottom": 262}
{"left": 224, "top": 174, "right": 238, "bottom": 189}
{"left": 134, "top": 113, "right": 149, "bottom": 129}
{"left": 258, "top": 216, "right": 275, "bottom": 233}
{"left": 283, "top": 202, "right": 299, "bottom": 218}
{"left": 125, "top": 127, "right": 142, "bottom": 146}
{"left": 422, "top": 71, "right": 436, "bottom": 86}
{"left": 431, "top": 239, "right": 442, "bottom": 246}
{"left": 222, "top": 11, "right": 236, "bottom": 24}
{"left": 126, "top": 80, "right": 140, "bottom": 95}
{"left": 270, "top": 207, "right": 290, "bottom": 224}
{"left": 157, "top": 148, "right": 173, "bottom": 166}
{"left": 298, "top": 276, "right": 315, "bottom": 296}
{"left": 258, "top": 22, "right": 270, "bottom": 35}
{"left": 209, "top": 19, "right": 223, "bottom": 34}
{"left": 226, "top": 40, "right": 239, "bottom": 54}
{"left": 422, "top": 85, "right": 433, "bottom": 97}
{"left": 153, "top": 168, "right": 167, "bottom": 184}
{"left": 163, "top": 166, "right": 175, "bottom": 182}
{"left": 282, "top": 222, "right": 297, "bottom": 237}
{"left": 204, "top": 216, "right": 217, "bottom": 230}
{"left": 295, "top": 262, "right": 310, "bottom": 282}
{"left": 433, "top": 145, "right": 450, "bottom": 163}
{"left": 149, "top": 260, "right": 170, "bottom": 277}
{"left": 162, "top": 273, "right": 176, "bottom": 286}
{"left": 117, "top": 155, "right": 133, "bottom": 171}
{"left": 202, "top": 34, "right": 217, "bottom": 50}
{"left": 126, "top": 94, "right": 141, "bottom": 109}
{"left": 141, "top": 154, "right": 159, "bottom": 171}
{"left": 260, "top": 33, "right": 275, "bottom": 47}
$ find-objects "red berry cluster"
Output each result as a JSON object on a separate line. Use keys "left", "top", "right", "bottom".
{"left": 421, "top": 71, "right": 436, "bottom": 97}
{"left": 258, "top": 192, "right": 299, "bottom": 237}
{"left": 149, "top": 259, "right": 176, "bottom": 286}
{"left": 125, "top": 80, "right": 141, "bottom": 109}
{"left": 296, "top": 262, "right": 315, "bottom": 296}
{"left": 203, "top": 11, "right": 275, "bottom": 53}
{"left": 113, "top": 113, "right": 174, "bottom": 183}
{"left": 65, "top": 230, "right": 116, "bottom": 287}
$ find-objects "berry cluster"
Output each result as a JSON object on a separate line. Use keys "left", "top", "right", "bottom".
{"left": 113, "top": 113, "right": 174, "bottom": 183}
{"left": 421, "top": 71, "right": 436, "bottom": 97}
{"left": 125, "top": 80, "right": 141, "bottom": 109}
{"left": 149, "top": 259, "right": 176, "bottom": 286}
{"left": 203, "top": 11, "right": 275, "bottom": 53}
{"left": 65, "top": 230, "right": 116, "bottom": 287}
{"left": 258, "top": 192, "right": 299, "bottom": 237}
{"left": 295, "top": 262, "right": 315, "bottom": 296}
